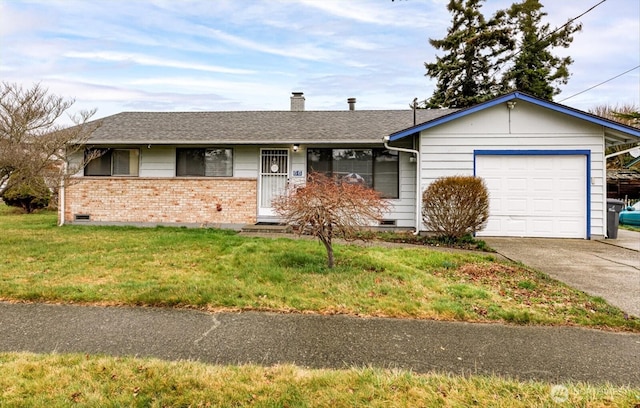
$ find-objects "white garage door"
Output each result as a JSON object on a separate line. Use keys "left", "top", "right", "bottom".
{"left": 476, "top": 154, "right": 587, "bottom": 238}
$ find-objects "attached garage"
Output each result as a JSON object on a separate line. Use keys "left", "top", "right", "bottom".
{"left": 387, "top": 92, "right": 640, "bottom": 239}
{"left": 475, "top": 151, "right": 589, "bottom": 238}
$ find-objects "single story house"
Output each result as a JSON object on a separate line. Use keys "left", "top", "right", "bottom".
{"left": 61, "top": 91, "right": 640, "bottom": 239}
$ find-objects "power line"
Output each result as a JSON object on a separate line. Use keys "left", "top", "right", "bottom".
{"left": 558, "top": 65, "right": 640, "bottom": 102}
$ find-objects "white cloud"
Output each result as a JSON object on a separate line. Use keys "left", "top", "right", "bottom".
{"left": 1, "top": 0, "right": 637, "bottom": 115}
{"left": 63, "top": 51, "right": 256, "bottom": 75}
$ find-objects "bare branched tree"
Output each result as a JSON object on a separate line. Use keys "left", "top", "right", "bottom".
{"left": 0, "top": 82, "right": 101, "bottom": 203}
{"left": 589, "top": 104, "right": 640, "bottom": 169}
{"left": 273, "top": 172, "right": 389, "bottom": 268}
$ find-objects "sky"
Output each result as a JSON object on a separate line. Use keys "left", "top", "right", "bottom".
{"left": 1, "top": 0, "right": 639, "bottom": 122}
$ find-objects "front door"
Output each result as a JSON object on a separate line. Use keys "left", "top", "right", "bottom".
{"left": 259, "top": 149, "right": 289, "bottom": 218}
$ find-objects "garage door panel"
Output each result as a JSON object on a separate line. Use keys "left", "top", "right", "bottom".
{"left": 559, "top": 198, "right": 581, "bottom": 213}
{"left": 532, "top": 198, "right": 553, "bottom": 212}
{"left": 532, "top": 178, "right": 553, "bottom": 192}
{"left": 507, "top": 178, "right": 527, "bottom": 191}
{"left": 558, "top": 219, "right": 583, "bottom": 234}
{"left": 506, "top": 198, "right": 527, "bottom": 213}
{"left": 531, "top": 157, "right": 553, "bottom": 170}
{"left": 476, "top": 154, "right": 586, "bottom": 238}
{"left": 504, "top": 218, "right": 527, "bottom": 235}
{"left": 531, "top": 219, "right": 554, "bottom": 235}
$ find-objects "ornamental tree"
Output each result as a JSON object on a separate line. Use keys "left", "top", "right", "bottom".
{"left": 273, "top": 172, "right": 389, "bottom": 268}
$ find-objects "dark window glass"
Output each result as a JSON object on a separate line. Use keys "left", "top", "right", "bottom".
{"left": 306, "top": 148, "right": 332, "bottom": 176}
{"left": 176, "top": 148, "right": 233, "bottom": 177}
{"left": 306, "top": 148, "right": 399, "bottom": 198}
{"left": 333, "top": 149, "right": 373, "bottom": 187}
{"left": 85, "top": 148, "right": 139, "bottom": 176}
{"left": 113, "top": 149, "right": 138, "bottom": 176}
{"left": 85, "top": 149, "right": 112, "bottom": 176}
{"left": 205, "top": 149, "right": 233, "bottom": 177}
{"left": 374, "top": 149, "right": 399, "bottom": 198}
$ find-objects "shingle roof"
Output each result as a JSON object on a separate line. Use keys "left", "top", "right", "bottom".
{"left": 85, "top": 109, "right": 457, "bottom": 145}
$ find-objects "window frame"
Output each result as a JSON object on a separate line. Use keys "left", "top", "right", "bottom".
{"left": 175, "top": 147, "right": 234, "bottom": 177}
{"left": 84, "top": 148, "right": 140, "bottom": 177}
{"left": 306, "top": 147, "right": 399, "bottom": 199}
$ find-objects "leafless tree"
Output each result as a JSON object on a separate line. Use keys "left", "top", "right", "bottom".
{"left": 589, "top": 104, "right": 640, "bottom": 169}
{"left": 273, "top": 172, "right": 389, "bottom": 268}
{"left": 0, "top": 82, "right": 100, "bottom": 203}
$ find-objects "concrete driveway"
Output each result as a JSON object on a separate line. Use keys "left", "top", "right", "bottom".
{"left": 484, "top": 229, "right": 640, "bottom": 317}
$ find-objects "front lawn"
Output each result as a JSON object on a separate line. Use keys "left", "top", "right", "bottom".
{"left": 1, "top": 353, "right": 637, "bottom": 407}
{"left": 0, "top": 205, "right": 638, "bottom": 331}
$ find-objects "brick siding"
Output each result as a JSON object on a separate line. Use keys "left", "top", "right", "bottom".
{"left": 63, "top": 177, "right": 257, "bottom": 225}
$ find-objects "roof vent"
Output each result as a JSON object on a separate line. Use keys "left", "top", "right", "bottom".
{"left": 291, "top": 92, "right": 305, "bottom": 111}
{"left": 348, "top": 97, "right": 356, "bottom": 111}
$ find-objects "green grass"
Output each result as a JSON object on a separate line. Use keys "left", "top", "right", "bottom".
{"left": 620, "top": 224, "right": 640, "bottom": 232}
{"left": 1, "top": 205, "right": 638, "bottom": 331}
{"left": 1, "top": 352, "right": 638, "bottom": 407}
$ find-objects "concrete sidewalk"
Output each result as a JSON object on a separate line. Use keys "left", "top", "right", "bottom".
{"left": 599, "top": 229, "right": 640, "bottom": 252}
{"left": 484, "top": 230, "right": 640, "bottom": 318}
{"left": 1, "top": 302, "right": 639, "bottom": 386}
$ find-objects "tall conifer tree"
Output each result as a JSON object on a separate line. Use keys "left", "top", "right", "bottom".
{"left": 499, "top": 0, "right": 582, "bottom": 99}
{"left": 424, "top": 0, "right": 512, "bottom": 108}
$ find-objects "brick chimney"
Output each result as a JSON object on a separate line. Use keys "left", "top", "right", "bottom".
{"left": 290, "top": 92, "right": 305, "bottom": 111}
{"left": 348, "top": 97, "right": 356, "bottom": 111}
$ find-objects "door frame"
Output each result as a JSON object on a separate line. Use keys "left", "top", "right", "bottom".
{"left": 258, "top": 148, "right": 291, "bottom": 219}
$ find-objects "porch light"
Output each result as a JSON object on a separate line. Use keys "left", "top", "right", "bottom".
{"left": 293, "top": 144, "right": 300, "bottom": 152}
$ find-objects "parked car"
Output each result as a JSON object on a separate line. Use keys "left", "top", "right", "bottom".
{"left": 619, "top": 201, "right": 640, "bottom": 227}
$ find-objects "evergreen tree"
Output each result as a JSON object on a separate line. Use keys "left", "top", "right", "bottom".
{"left": 424, "top": 0, "right": 512, "bottom": 108}
{"left": 498, "top": 0, "right": 582, "bottom": 100}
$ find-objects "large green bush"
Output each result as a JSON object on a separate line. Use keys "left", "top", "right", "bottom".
{"left": 1, "top": 176, "right": 51, "bottom": 213}
{"left": 422, "top": 176, "right": 489, "bottom": 239}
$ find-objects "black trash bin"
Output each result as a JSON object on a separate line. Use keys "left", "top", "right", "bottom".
{"left": 606, "top": 198, "right": 625, "bottom": 239}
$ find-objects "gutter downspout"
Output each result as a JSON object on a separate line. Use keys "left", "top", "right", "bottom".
{"left": 383, "top": 135, "right": 421, "bottom": 235}
{"left": 58, "top": 160, "right": 66, "bottom": 226}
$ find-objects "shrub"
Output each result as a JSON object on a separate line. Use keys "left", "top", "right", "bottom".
{"left": 1, "top": 176, "right": 51, "bottom": 213}
{"left": 422, "top": 175, "right": 489, "bottom": 239}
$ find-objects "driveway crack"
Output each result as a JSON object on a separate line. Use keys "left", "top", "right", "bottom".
{"left": 592, "top": 254, "right": 640, "bottom": 271}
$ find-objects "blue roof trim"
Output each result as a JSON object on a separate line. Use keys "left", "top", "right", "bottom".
{"left": 388, "top": 91, "right": 640, "bottom": 142}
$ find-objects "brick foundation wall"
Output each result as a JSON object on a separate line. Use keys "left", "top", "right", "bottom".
{"left": 63, "top": 177, "right": 257, "bottom": 225}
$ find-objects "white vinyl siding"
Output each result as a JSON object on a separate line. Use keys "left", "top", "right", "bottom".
{"left": 419, "top": 102, "right": 605, "bottom": 237}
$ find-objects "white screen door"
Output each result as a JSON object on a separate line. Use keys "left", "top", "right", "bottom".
{"left": 259, "top": 149, "right": 289, "bottom": 217}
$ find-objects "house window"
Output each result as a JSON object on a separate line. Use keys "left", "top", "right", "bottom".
{"left": 176, "top": 148, "right": 233, "bottom": 177}
{"left": 85, "top": 148, "right": 139, "bottom": 176}
{"left": 307, "top": 148, "right": 399, "bottom": 198}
